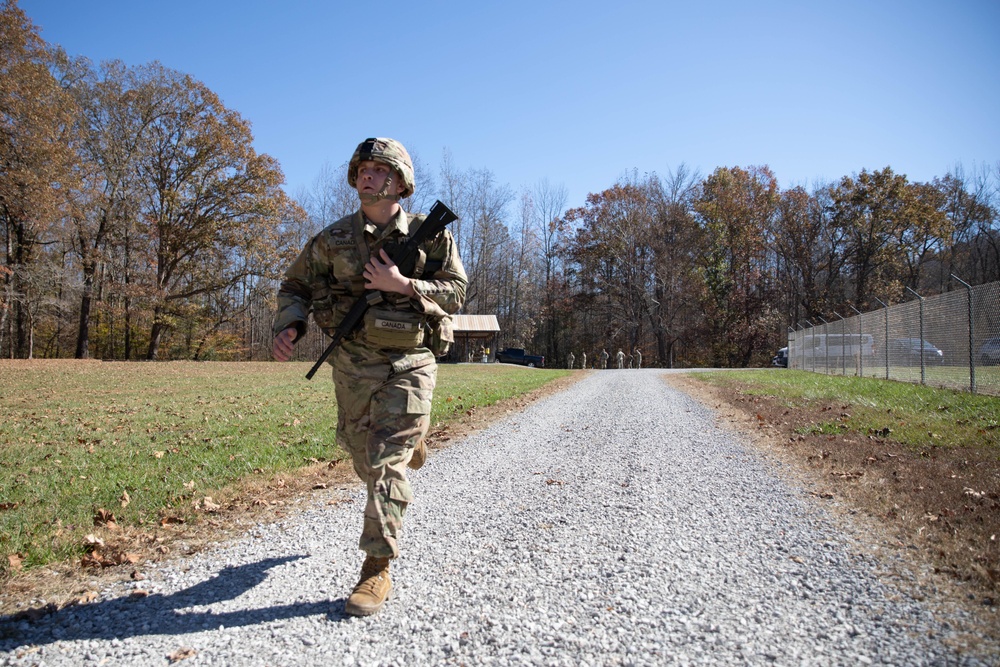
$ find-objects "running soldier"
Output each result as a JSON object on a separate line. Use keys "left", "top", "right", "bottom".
{"left": 273, "top": 138, "right": 467, "bottom": 616}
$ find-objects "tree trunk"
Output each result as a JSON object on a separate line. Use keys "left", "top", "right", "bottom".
{"left": 75, "top": 283, "right": 93, "bottom": 359}
{"left": 147, "top": 312, "right": 165, "bottom": 360}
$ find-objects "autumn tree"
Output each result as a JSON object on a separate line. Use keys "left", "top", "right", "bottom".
{"left": 694, "top": 165, "right": 780, "bottom": 366}
{"left": 772, "top": 183, "right": 849, "bottom": 322}
{"left": 121, "top": 64, "right": 296, "bottom": 360}
{"left": 563, "top": 176, "right": 659, "bottom": 358}
{"left": 933, "top": 165, "right": 999, "bottom": 287}
{"left": 830, "top": 167, "right": 953, "bottom": 307}
{"left": 645, "top": 166, "right": 704, "bottom": 367}
{"left": 531, "top": 179, "right": 568, "bottom": 362}
{"left": 0, "top": 0, "right": 79, "bottom": 358}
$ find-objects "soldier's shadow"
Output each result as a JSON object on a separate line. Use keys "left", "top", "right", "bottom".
{"left": 0, "top": 555, "right": 354, "bottom": 649}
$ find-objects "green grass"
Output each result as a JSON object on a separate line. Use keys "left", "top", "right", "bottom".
{"left": 694, "top": 369, "right": 1000, "bottom": 450}
{"left": 796, "top": 361, "right": 1000, "bottom": 395}
{"left": 0, "top": 360, "right": 568, "bottom": 571}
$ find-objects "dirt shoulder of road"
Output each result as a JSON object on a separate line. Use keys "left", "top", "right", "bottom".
{"left": 666, "top": 372, "right": 1000, "bottom": 651}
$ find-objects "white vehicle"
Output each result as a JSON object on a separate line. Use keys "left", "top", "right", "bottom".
{"left": 797, "top": 334, "right": 876, "bottom": 363}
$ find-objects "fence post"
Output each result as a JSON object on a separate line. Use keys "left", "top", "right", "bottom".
{"left": 951, "top": 275, "right": 976, "bottom": 394}
{"left": 849, "top": 305, "right": 863, "bottom": 376}
{"left": 803, "top": 320, "right": 814, "bottom": 373}
{"left": 818, "top": 316, "right": 830, "bottom": 374}
{"left": 905, "top": 287, "right": 926, "bottom": 385}
{"left": 873, "top": 297, "right": 890, "bottom": 380}
{"left": 835, "top": 313, "right": 847, "bottom": 376}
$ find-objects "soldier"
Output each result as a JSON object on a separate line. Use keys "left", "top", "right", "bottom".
{"left": 581, "top": 352, "right": 587, "bottom": 369}
{"left": 567, "top": 352, "right": 575, "bottom": 369}
{"left": 616, "top": 348, "right": 625, "bottom": 369}
{"left": 635, "top": 348, "right": 642, "bottom": 369}
{"left": 599, "top": 348, "right": 609, "bottom": 369}
{"left": 272, "top": 138, "right": 467, "bottom": 617}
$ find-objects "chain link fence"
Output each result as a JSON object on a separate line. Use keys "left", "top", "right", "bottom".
{"left": 788, "top": 280, "right": 1000, "bottom": 396}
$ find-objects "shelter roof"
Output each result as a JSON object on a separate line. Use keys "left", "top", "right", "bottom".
{"left": 453, "top": 314, "right": 500, "bottom": 333}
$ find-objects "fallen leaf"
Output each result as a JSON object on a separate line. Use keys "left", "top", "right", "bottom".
{"left": 7, "top": 553, "right": 22, "bottom": 571}
{"left": 167, "top": 647, "right": 197, "bottom": 662}
{"left": 200, "top": 497, "right": 221, "bottom": 512}
{"left": 81, "top": 552, "right": 104, "bottom": 568}
{"left": 120, "top": 490, "right": 131, "bottom": 508}
{"left": 94, "top": 508, "right": 117, "bottom": 529}
{"left": 152, "top": 451, "right": 165, "bottom": 459}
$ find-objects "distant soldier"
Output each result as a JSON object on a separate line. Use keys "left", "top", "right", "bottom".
{"left": 599, "top": 348, "right": 609, "bottom": 369}
{"left": 567, "top": 352, "right": 575, "bottom": 369}
{"left": 581, "top": 352, "right": 587, "bottom": 369}
{"left": 635, "top": 349, "right": 642, "bottom": 369}
{"left": 627, "top": 352, "right": 633, "bottom": 369}
{"left": 616, "top": 349, "right": 625, "bottom": 369}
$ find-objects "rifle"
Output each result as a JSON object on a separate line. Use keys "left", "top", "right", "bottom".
{"left": 305, "top": 200, "right": 458, "bottom": 380}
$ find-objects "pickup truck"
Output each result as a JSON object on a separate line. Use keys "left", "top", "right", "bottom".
{"left": 494, "top": 347, "right": 545, "bottom": 367}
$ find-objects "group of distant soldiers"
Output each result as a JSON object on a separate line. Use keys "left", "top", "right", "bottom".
{"left": 566, "top": 348, "right": 641, "bottom": 370}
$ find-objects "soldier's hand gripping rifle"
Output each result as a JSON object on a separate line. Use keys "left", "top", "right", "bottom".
{"left": 305, "top": 200, "right": 458, "bottom": 380}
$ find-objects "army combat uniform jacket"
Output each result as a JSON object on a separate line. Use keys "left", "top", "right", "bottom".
{"left": 274, "top": 207, "right": 467, "bottom": 558}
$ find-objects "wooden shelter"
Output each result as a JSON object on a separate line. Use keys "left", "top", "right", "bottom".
{"left": 451, "top": 314, "right": 500, "bottom": 362}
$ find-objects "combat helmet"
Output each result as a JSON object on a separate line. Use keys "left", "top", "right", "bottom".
{"left": 347, "top": 137, "right": 415, "bottom": 202}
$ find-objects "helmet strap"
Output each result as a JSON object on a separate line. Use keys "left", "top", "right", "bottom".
{"left": 357, "top": 171, "right": 401, "bottom": 205}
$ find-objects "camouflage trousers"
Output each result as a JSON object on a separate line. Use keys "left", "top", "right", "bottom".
{"left": 332, "top": 350, "right": 436, "bottom": 559}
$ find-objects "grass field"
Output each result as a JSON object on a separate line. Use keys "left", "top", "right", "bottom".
{"left": 797, "top": 361, "right": 1000, "bottom": 397}
{"left": 0, "top": 360, "right": 568, "bottom": 574}
{"left": 697, "top": 368, "right": 1000, "bottom": 449}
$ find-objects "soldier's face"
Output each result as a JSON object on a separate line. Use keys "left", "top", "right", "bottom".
{"left": 356, "top": 161, "right": 401, "bottom": 197}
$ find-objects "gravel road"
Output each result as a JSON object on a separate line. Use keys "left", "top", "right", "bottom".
{"left": 2, "top": 369, "right": 996, "bottom": 666}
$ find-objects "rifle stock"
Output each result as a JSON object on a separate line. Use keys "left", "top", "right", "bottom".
{"left": 305, "top": 200, "right": 458, "bottom": 380}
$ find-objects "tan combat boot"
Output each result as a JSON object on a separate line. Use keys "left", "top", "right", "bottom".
{"left": 407, "top": 438, "right": 426, "bottom": 470}
{"left": 344, "top": 556, "right": 392, "bottom": 616}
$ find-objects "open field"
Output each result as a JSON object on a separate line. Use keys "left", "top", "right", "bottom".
{"left": 0, "top": 360, "right": 568, "bottom": 583}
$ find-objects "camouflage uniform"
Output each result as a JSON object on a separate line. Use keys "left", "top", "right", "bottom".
{"left": 616, "top": 349, "right": 625, "bottom": 369}
{"left": 274, "top": 207, "right": 467, "bottom": 559}
{"left": 581, "top": 352, "right": 587, "bottom": 369}
{"left": 599, "top": 349, "right": 609, "bottom": 369}
{"left": 567, "top": 352, "right": 575, "bottom": 369}
{"left": 635, "top": 349, "right": 642, "bottom": 368}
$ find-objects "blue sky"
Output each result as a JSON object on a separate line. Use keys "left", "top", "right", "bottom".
{"left": 19, "top": 0, "right": 1000, "bottom": 210}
